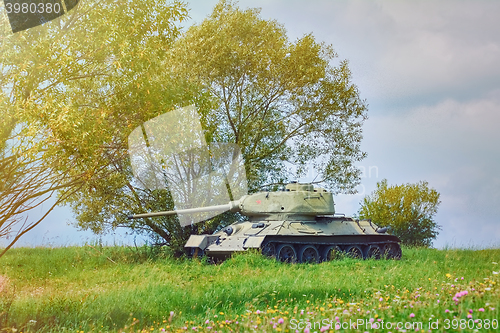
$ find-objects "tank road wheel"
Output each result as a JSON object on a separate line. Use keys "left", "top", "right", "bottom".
{"left": 322, "top": 245, "right": 343, "bottom": 261}
{"left": 298, "top": 245, "right": 320, "bottom": 263}
{"left": 365, "top": 245, "right": 382, "bottom": 260}
{"left": 276, "top": 244, "right": 297, "bottom": 263}
{"left": 261, "top": 242, "right": 276, "bottom": 258}
{"left": 345, "top": 245, "right": 363, "bottom": 259}
{"left": 383, "top": 243, "right": 402, "bottom": 260}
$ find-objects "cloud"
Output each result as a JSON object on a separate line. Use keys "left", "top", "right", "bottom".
{"left": 231, "top": 1, "right": 500, "bottom": 109}
{"left": 379, "top": 96, "right": 500, "bottom": 159}
{"left": 369, "top": 1, "right": 500, "bottom": 105}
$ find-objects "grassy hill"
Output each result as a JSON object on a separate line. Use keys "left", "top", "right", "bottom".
{"left": 0, "top": 246, "right": 499, "bottom": 332}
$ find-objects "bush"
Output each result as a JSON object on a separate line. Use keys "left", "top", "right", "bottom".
{"left": 358, "top": 179, "right": 441, "bottom": 247}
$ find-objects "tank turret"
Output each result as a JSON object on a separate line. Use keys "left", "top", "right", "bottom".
{"left": 129, "top": 182, "right": 402, "bottom": 262}
{"left": 129, "top": 183, "right": 334, "bottom": 220}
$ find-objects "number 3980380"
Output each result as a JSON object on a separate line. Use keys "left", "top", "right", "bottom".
{"left": 5, "top": 2, "right": 62, "bottom": 14}
{"left": 444, "top": 318, "right": 498, "bottom": 330}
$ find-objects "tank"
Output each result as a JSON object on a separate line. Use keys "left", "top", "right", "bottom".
{"left": 129, "top": 182, "right": 402, "bottom": 263}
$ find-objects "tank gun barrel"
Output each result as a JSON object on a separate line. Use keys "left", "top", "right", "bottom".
{"left": 127, "top": 200, "right": 241, "bottom": 220}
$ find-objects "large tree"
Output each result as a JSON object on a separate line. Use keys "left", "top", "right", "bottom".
{"left": 358, "top": 179, "right": 441, "bottom": 247}
{"left": 167, "top": 0, "right": 368, "bottom": 192}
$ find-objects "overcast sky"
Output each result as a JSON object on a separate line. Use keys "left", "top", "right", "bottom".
{"left": 3, "top": 0, "right": 500, "bottom": 248}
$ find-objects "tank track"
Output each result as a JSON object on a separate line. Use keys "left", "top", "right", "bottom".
{"left": 260, "top": 235, "right": 402, "bottom": 263}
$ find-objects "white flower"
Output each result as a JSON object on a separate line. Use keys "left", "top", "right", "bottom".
{"left": 492, "top": 271, "right": 498, "bottom": 275}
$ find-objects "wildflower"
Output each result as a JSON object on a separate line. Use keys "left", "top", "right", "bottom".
{"left": 410, "top": 313, "right": 415, "bottom": 318}
{"left": 278, "top": 318, "right": 284, "bottom": 324}
{"left": 256, "top": 310, "right": 261, "bottom": 314}
{"left": 469, "top": 309, "right": 473, "bottom": 313}
{"left": 379, "top": 297, "right": 383, "bottom": 302}
{"left": 467, "top": 314, "right": 472, "bottom": 319}
{"left": 478, "top": 308, "right": 485, "bottom": 312}
{"left": 493, "top": 271, "right": 499, "bottom": 275}
{"left": 453, "top": 290, "right": 468, "bottom": 302}
{"left": 205, "top": 320, "right": 210, "bottom": 324}
{"left": 445, "top": 309, "right": 450, "bottom": 313}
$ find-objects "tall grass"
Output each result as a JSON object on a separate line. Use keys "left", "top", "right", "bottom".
{"left": 0, "top": 245, "right": 498, "bottom": 332}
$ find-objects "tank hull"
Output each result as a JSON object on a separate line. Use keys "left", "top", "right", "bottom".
{"left": 185, "top": 216, "right": 402, "bottom": 262}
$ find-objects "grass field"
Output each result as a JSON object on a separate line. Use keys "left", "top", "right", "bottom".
{"left": 0, "top": 245, "right": 499, "bottom": 332}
